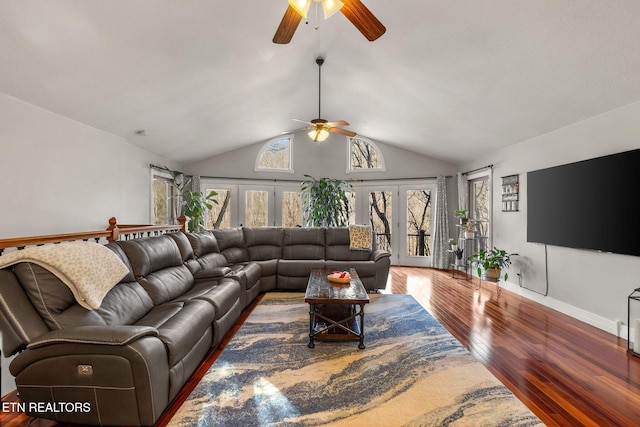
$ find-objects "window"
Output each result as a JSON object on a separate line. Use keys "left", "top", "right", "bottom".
{"left": 348, "top": 137, "right": 385, "bottom": 172}
{"left": 255, "top": 136, "right": 293, "bottom": 172}
{"left": 469, "top": 174, "right": 491, "bottom": 252}
{"left": 281, "top": 191, "right": 303, "bottom": 227}
{"left": 151, "top": 172, "right": 174, "bottom": 225}
{"left": 205, "top": 188, "right": 232, "bottom": 229}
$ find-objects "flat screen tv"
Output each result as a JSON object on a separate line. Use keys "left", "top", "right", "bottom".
{"left": 527, "top": 148, "right": 640, "bottom": 257}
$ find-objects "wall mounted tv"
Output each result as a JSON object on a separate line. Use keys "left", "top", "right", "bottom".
{"left": 527, "top": 148, "right": 640, "bottom": 257}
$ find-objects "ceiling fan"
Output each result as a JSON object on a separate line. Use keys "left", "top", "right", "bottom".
{"left": 292, "top": 57, "right": 356, "bottom": 142}
{"left": 273, "top": 0, "right": 386, "bottom": 44}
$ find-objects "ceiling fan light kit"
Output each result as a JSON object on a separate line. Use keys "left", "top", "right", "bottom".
{"left": 308, "top": 127, "right": 330, "bottom": 142}
{"left": 287, "top": 0, "right": 344, "bottom": 19}
{"left": 275, "top": 0, "right": 385, "bottom": 44}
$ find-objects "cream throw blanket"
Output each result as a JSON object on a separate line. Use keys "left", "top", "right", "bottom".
{"left": 0, "top": 241, "right": 129, "bottom": 310}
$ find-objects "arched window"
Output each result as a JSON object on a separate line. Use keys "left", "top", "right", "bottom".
{"left": 255, "top": 135, "right": 294, "bottom": 172}
{"left": 347, "top": 137, "right": 385, "bottom": 172}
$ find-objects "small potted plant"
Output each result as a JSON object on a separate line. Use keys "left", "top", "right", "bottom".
{"left": 455, "top": 209, "right": 469, "bottom": 225}
{"left": 470, "top": 247, "right": 516, "bottom": 281}
{"left": 453, "top": 246, "right": 464, "bottom": 265}
{"left": 462, "top": 220, "right": 475, "bottom": 239}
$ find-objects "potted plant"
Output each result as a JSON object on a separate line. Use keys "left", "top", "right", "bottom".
{"left": 462, "top": 220, "right": 475, "bottom": 238}
{"left": 470, "top": 247, "right": 515, "bottom": 281}
{"left": 183, "top": 190, "right": 218, "bottom": 232}
{"left": 165, "top": 167, "right": 218, "bottom": 231}
{"left": 455, "top": 209, "right": 468, "bottom": 225}
{"left": 453, "top": 247, "right": 464, "bottom": 265}
{"left": 300, "top": 175, "right": 352, "bottom": 227}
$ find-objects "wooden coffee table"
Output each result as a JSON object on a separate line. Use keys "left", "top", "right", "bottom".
{"left": 304, "top": 268, "right": 370, "bottom": 349}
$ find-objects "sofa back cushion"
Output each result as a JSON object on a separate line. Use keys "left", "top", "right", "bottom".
{"left": 212, "top": 227, "right": 249, "bottom": 264}
{"left": 185, "top": 231, "right": 227, "bottom": 270}
{"left": 8, "top": 243, "right": 154, "bottom": 331}
{"left": 325, "top": 227, "right": 372, "bottom": 261}
{"left": 118, "top": 236, "right": 194, "bottom": 305}
{"left": 243, "top": 227, "right": 284, "bottom": 260}
{"left": 282, "top": 228, "right": 325, "bottom": 260}
{"left": 0, "top": 268, "right": 50, "bottom": 354}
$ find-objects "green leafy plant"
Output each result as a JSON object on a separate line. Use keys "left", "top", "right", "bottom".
{"left": 300, "top": 175, "right": 352, "bottom": 227}
{"left": 452, "top": 247, "right": 464, "bottom": 259}
{"left": 470, "top": 247, "right": 515, "bottom": 281}
{"left": 183, "top": 190, "right": 218, "bottom": 231}
{"left": 454, "top": 209, "right": 468, "bottom": 219}
{"left": 165, "top": 167, "right": 218, "bottom": 231}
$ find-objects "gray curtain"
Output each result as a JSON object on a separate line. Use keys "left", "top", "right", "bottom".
{"left": 432, "top": 175, "right": 451, "bottom": 269}
{"left": 191, "top": 174, "right": 201, "bottom": 194}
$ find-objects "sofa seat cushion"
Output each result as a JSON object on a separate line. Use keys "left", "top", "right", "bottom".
{"left": 174, "top": 277, "right": 240, "bottom": 321}
{"left": 277, "top": 260, "right": 325, "bottom": 290}
{"left": 325, "top": 227, "right": 372, "bottom": 261}
{"left": 325, "top": 261, "right": 377, "bottom": 278}
{"left": 134, "top": 299, "right": 214, "bottom": 366}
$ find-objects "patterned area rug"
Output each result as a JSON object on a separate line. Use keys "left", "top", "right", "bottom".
{"left": 168, "top": 293, "right": 543, "bottom": 426}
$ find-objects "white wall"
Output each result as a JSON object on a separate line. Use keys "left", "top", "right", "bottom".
{"left": 462, "top": 100, "right": 640, "bottom": 337}
{"left": 0, "top": 93, "right": 180, "bottom": 396}
{"left": 186, "top": 131, "right": 457, "bottom": 181}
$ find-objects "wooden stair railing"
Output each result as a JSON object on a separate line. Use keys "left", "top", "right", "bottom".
{"left": 0, "top": 216, "right": 187, "bottom": 255}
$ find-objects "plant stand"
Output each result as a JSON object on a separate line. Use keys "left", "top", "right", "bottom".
{"left": 450, "top": 261, "right": 471, "bottom": 280}
{"left": 477, "top": 274, "right": 502, "bottom": 295}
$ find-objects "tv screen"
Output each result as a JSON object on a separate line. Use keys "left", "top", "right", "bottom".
{"left": 527, "top": 149, "right": 640, "bottom": 256}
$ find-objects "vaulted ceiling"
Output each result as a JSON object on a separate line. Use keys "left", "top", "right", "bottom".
{"left": 2, "top": 1, "right": 640, "bottom": 166}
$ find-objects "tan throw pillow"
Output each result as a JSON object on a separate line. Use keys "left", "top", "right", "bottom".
{"left": 349, "top": 224, "right": 373, "bottom": 251}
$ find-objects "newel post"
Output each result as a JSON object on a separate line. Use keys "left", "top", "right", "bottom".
{"left": 107, "top": 217, "right": 120, "bottom": 242}
{"left": 177, "top": 215, "right": 187, "bottom": 233}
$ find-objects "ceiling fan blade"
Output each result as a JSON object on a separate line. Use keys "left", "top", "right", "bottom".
{"left": 293, "top": 118, "right": 313, "bottom": 125}
{"left": 273, "top": 5, "right": 303, "bottom": 44}
{"left": 340, "top": 0, "right": 386, "bottom": 42}
{"left": 324, "top": 120, "right": 350, "bottom": 127}
{"left": 329, "top": 127, "right": 357, "bottom": 137}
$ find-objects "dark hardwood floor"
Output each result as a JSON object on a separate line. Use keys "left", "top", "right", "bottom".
{"left": 3, "top": 266, "right": 640, "bottom": 426}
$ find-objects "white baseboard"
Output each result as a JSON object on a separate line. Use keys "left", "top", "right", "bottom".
{"left": 498, "top": 278, "right": 629, "bottom": 341}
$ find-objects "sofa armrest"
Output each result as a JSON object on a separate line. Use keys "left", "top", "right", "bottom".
{"left": 10, "top": 325, "right": 168, "bottom": 426}
{"left": 370, "top": 250, "right": 391, "bottom": 262}
{"left": 194, "top": 266, "right": 232, "bottom": 281}
{"left": 27, "top": 325, "right": 158, "bottom": 349}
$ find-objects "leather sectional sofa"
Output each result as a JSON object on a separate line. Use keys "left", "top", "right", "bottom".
{"left": 0, "top": 226, "right": 390, "bottom": 426}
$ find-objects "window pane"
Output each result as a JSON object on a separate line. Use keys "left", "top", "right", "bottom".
{"left": 256, "top": 138, "right": 291, "bottom": 170}
{"left": 347, "top": 191, "right": 356, "bottom": 225}
{"left": 246, "top": 190, "right": 269, "bottom": 226}
{"left": 406, "top": 190, "right": 431, "bottom": 256}
{"left": 281, "top": 191, "right": 302, "bottom": 227}
{"left": 470, "top": 177, "right": 490, "bottom": 252}
{"left": 369, "top": 191, "right": 392, "bottom": 252}
{"left": 350, "top": 138, "right": 383, "bottom": 170}
{"left": 205, "top": 189, "right": 231, "bottom": 229}
{"left": 152, "top": 176, "right": 173, "bottom": 225}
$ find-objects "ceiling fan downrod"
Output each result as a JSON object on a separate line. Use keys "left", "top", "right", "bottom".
{"left": 316, "top": 56, "right": 324, "bottom": 119}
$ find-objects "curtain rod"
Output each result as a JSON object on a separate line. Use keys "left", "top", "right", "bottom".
{"left": 462, "top": 164, "right": 493, "bottom": 176}
{"left": 150, "top": 165, "right": 451, "bottom": 183}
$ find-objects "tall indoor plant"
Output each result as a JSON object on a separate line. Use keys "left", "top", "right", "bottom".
{"left": 166, "top": 168, "right": 218, "bottom": 232}
{"left": 300, "top": 175, "right": 352, "bottom": 227}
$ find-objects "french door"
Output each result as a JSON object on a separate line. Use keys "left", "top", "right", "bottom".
{"left": 360, "top": 183, "right": 435, "bottom": 266}
{"left": 202, "top": 179, "right": 436, "bottom": 267}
